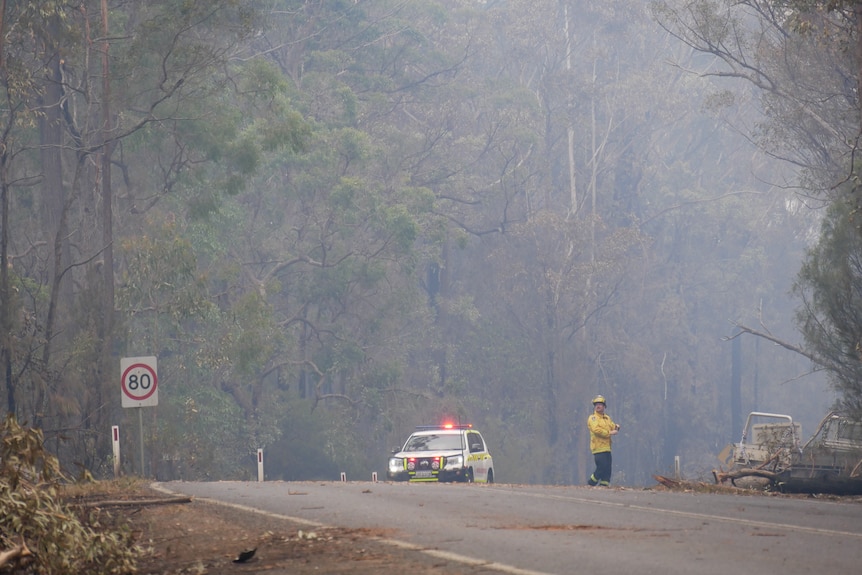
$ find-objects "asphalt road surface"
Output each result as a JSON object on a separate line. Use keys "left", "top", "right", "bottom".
{"left": 156, "top": 481, "right": 862, "bottom": 575}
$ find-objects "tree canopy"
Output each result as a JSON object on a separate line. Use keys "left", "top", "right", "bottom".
{"left": 0, "top": 0, "right": 831, "bottom": 485}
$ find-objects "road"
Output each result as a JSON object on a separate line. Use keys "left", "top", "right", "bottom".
{"left": 156, "top": 481, "right": 862, "bottom": 575}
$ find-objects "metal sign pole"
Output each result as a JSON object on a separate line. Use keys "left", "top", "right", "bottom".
{"left": 138, "top": 407, "right": 145, "bottom": 477}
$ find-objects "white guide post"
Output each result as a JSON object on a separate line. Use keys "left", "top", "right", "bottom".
{"left": 257, "top": 449, "right": 264, "bottom": 482}
{"left": 112, "top": 425, "right": 121, "bottom": 478}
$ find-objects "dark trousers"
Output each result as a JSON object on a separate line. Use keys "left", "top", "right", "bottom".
{"left": 588, "top": 451, "right": 612, "bottom": 486}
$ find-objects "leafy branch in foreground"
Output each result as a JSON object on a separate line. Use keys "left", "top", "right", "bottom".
{"left": 0, "top": 415, "right": 139, "bottom": 574}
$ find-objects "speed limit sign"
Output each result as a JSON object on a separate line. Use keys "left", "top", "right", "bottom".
{"left": 121, "top": 356, "right": 159, "bottom": 408}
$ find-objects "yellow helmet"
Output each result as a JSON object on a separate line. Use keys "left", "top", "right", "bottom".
{"left": 592, "top": 395, "right": 607, "bottom": 405}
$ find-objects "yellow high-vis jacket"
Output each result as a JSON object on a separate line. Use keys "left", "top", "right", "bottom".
{"left": 587, "top": 412, "right": 617, "bottom": 454}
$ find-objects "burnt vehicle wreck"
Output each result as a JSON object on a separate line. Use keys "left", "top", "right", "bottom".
{"left": 713, "top": 411, "right": 862, "bottom": 495}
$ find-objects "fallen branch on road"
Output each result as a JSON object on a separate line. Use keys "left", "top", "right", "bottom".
{"left": 712, "top": 468, "right": 779, "bottom": 484}
{"left": 653, "top": 475, "right": 682, "bottom": 489}
{"left": 71, "top": 496, "right": 193, "bottom": 509}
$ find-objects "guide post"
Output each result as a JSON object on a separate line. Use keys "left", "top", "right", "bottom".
{"left": 112, "top": 425, "right": 120, "bottom": 478}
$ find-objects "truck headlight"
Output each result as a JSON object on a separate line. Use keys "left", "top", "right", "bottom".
{"left": 444, "top": 454, "right": 463, "bottom": 470}
{"left": 388, "top": 458, "right": 403, "bottom": 473}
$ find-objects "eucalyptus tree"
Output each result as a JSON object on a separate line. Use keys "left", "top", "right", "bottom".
{"left": 138, "top": 0, "right": 494, "bottom": 477}
{"left": 188, "top": 0, "right": 823, "bottom": 484}
{"left": 0, "top": 0, "right": 297, "bottom": 473}
{"left": 0, "top": 0, "right": 814, "bottom": 482}
{"left": 422, "top": 0, "right": 814, "bottom": 484}
{"left": 652, "top": 0, "right": 862, "bottom": 417}
{"left": 0, "top": 1, "right": 53, "bottom": 421}
{"left": 0, "top": 0, "right": 105, "bottom": 454}
{"left": 189, "top": 0, "right": 595, "bottom": 480}
{"left": 388, "top": 0, "right": 655, "bottom": 483}
{"left": 184, "top": 0, "right": 820, "bottom": 484}
{"left": 794, "top": 199, "right": 862, "bottom": 417}
{"left": 108, "top": 9, "right": 320, "bottom": 476}
{"left": 652, "top": 1, "right": 858, "bottom": 188}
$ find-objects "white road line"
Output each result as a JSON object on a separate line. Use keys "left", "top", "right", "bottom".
{"left": 152, "top": 484, "right": 556, "bottom": 575}
{"left": 380, "top": 538, "right": 556, "bottom": 575}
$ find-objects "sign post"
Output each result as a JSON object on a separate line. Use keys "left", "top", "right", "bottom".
{"left": 121, "top": 356, "right": 158, "bottom": 476}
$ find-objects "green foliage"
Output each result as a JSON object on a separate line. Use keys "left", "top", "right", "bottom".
{"left": 794, "top": 198, "right": 862, "bottom": 417}
{"left": 231, "top": 292, "right": 283, "bottom": 374}
{"left": 0, "top": 416, "right": 138, "bottom": 574}
{"left": 118, "top": 219, "right": 213, "bottom": 325}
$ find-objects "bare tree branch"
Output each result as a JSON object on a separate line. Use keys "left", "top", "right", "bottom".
{"left": 724, "top": 321, "right": 821, "bottom": 365}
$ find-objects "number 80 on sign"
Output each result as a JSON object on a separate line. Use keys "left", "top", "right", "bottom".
{"left": 121, "top": 356, "right": 159, "bottom": 408}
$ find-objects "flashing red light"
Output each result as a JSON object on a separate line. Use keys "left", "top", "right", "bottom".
{"left": 414, "top": 423, "right": 473, "bottom": 431}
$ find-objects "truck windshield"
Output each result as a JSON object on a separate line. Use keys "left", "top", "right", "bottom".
{"left": 405, "top": 434, "right": 464, "bottom": 451}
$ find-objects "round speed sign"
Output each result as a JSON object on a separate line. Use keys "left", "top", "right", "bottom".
{"left": 121, "top": 356, "right": 159, "bottom": 407}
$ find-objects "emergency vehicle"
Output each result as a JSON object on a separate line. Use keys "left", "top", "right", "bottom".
{"left": 387, "top": 424, "right": 495, "bottom": 483}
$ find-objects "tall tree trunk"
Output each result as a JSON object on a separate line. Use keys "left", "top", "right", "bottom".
{"left": 100, "top": 0, "right": 114, "bottom": 329}
{"left": 35, "top": 30, "right": 69, "bottom": 429}
{"left": 96, "top": 0, "right": 116, "bottom": 466}
{"left": 563, "top": 1, "right": 577, "bottom": 217}
{"left": 856, "top": 3, "right": 862, "bottom": 131}
{"left": 1, "top": 146, "right": 11, "bottom": 416}
{"left": 0, "top": 0, "right": 11, "bottom": 416}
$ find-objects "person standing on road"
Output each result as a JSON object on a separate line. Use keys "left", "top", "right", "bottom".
{"left": 587, "top": 395, "right": 620, "bottom": 486}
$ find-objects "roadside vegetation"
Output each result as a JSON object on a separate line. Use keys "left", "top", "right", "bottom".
{"left": 1, "top": 0, "right": 862, "bottom": 493}
{"left": 0, "top": 416, "right": 138, "bottom": 574}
